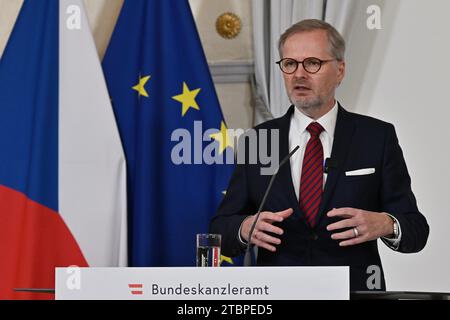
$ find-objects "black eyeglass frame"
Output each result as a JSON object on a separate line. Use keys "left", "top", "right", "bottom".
{"left": 276, "top": 57, "right": 337, "bottom": 74}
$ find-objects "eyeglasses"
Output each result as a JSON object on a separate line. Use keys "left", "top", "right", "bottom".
{"left": 276, "top": 57, "right": 336, "bottom": 74}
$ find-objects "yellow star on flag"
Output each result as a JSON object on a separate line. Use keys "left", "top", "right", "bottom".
{"left": 220, "top": 255, "right": 234, "bottom": 265}
{"left": 172, "top": 82, "right": 201, "bottom": 116}
{"left": 132, "top": 75, "right": 151, "bottom": 97}
{"left": 210, "top": 121, "right": 233, "bottom": 154}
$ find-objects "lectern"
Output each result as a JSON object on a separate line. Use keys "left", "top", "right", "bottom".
{"left": 14, "top": 267, "right": 450, "bottom": 300}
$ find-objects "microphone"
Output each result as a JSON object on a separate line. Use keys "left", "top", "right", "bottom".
{"left": 244, "top": 145, "right": 300, "bottom": 266}
{"left": 324, "top": 157, "right": 338, "bottom": 174}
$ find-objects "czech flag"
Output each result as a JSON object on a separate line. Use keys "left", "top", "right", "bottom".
{"left": 0, "top": 0, "right": 127, "bottom": 299}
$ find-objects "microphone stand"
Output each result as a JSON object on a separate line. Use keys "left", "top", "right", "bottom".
{"left": 244, "top": 146, "right": 299, "bottom": 266}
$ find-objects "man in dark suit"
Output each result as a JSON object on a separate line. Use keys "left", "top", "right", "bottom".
{"left": 210, "top": 19, "right": 429, "bottom": 291}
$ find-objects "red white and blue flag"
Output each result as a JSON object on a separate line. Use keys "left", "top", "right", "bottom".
{"left": 0, "top": 0, "right": 127, "bottom": 299}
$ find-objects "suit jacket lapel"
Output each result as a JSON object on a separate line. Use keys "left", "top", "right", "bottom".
{"left": 316, "top": 105, "right": 356, "bottom": 224}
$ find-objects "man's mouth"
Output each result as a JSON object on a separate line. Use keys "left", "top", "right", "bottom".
{"left": 293, "top": 84, "right": 312, "bottom": 92}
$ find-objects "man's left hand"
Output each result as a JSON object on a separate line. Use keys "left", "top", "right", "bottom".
{"left": 326, "top": 208, "right": 394, "bottom": 246}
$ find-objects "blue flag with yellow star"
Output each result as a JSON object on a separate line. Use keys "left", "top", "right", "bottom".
{"left": 102, "top": 0, "right": 234, "bottom": 266}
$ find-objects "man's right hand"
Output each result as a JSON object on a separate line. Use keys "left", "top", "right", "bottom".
{"left": 240, "top": 208, "right": 293, "bottom": 252}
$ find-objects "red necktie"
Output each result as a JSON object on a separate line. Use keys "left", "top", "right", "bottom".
{"left": 299, "top": 122, "right": 324, "bottom": 227}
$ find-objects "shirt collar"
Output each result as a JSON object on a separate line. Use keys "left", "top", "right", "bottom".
{"left": 292, "top": 101, "right": 338, "bottom": 138}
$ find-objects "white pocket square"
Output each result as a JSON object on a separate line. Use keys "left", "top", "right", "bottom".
{"left": 345, "top": 168, "right": 375, "bottom": 176}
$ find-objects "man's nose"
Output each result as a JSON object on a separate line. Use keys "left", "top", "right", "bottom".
{"left": 292, "top": 63, "right": 309, "bottom": 79}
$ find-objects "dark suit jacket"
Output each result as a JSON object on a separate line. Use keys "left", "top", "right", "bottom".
{"left": 210, "top": 104, "right": 429, "bottom": 291}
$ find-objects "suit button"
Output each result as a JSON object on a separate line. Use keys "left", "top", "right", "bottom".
{"left": 312, "top": 233, "right": 319, "bottom": 240}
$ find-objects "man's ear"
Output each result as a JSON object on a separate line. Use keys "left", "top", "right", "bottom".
{"left": 337, "top": 61, "right": 345, "bottom": 84}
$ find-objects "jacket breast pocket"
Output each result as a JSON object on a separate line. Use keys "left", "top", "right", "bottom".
{"left": 344, "top": 173, "right": 376, "bottom": 182}
{"left": 336, "top": 170, "right": 380, "bottom": 209}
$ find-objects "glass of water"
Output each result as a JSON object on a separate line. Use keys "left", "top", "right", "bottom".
{"left": 196, "top": 234, "right": 221, "bottom": 267}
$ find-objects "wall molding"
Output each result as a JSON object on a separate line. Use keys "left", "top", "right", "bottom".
{"left": 209, "top": 60, "right": 254, "bottom": 84}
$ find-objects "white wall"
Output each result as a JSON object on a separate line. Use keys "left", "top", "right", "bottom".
{"left": 340, "top": 0, "right": 450, "bottom": 292}
{"left": 190, "top": 0, "right": 254, "bottom": 130}
{"left": 189, "top": 0, "right": 253, "bottom": 61}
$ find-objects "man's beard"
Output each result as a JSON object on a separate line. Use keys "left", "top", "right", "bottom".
{"left": 290, "top": 95, "right": 323, "bottom": 111}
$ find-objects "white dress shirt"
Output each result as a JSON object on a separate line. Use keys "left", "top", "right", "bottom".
{"left": 289, "top": 101, "right": 338, "bottom": 199}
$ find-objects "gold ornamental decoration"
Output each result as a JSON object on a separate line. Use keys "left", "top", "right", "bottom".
{"left": 216, "top": 12, "right": 242, "bottom": 39}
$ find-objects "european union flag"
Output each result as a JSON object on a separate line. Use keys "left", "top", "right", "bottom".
{"left": 102, "top": 0, "right": 234, "bottom": 266}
